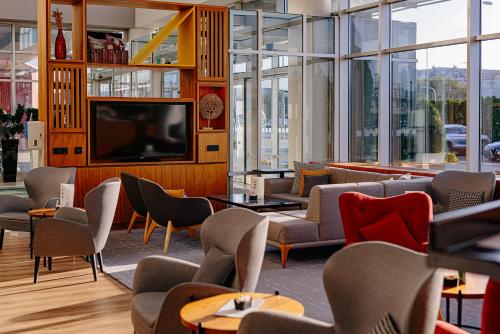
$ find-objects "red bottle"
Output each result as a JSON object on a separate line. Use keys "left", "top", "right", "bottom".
{"left": 54, "top": 29, "right": 66, "bottom": 60}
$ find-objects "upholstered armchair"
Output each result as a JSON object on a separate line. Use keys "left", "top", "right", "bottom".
{"left": 121, "top": 172, "right": 151, "bottom": 236}
{"left": 138, "top": 178, "right": 214, "bottom": 253}
{"left": 0, "top": 166, "right": 76, "bottom": 255}
{"left": 238, "top": 242, "right": 443, "bottom": 334}
{"left": 131, "top": 208, "right": 269, "bottom": 334}
{"left": 33, "top": 178, "right": 121, "bottom": 283}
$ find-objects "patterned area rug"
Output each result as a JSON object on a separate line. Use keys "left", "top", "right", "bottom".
{"left": 103, "top": 229, "right": 482, "bottom": 330}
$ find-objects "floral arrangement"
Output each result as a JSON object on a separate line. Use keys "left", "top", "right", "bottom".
{"left": 52, "top": 9, "right": 63, "bottom": 29}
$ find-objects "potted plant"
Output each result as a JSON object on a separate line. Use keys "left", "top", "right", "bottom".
{"left": 0, "top": 105, "right": 27, "bottom": 182}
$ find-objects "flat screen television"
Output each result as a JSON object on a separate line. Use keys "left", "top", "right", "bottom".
{"left": 90, "top": 100, "right": 192, "bottom": 162}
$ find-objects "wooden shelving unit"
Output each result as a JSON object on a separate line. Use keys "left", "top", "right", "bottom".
{"left": 38, "top": 0, "right": 229, "bottom": 223}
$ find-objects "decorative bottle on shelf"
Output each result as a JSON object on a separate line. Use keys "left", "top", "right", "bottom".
{"left": 52, "top": 10, "right": 66, "bottom": 60}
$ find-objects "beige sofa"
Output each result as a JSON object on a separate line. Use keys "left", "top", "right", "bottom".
{"left": 264, "top": 168, "right": 495, "bottom": 268}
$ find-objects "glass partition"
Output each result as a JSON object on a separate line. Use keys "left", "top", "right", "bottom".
{"left": 262, "top": 13, "right": 303, "bottom": 53}
{"left": 349, "top": 8, "right": 379, "bottom": 53}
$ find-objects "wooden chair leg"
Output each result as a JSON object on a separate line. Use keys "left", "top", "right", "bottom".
{"left": 89, "top": 254, "right": 97, "bottom": 282}
{"left": 127, "top": 211, "right": 139, "bottom": 234}
{"left": 279, "top": 244, "right": 291, "bottom": 268}
{"left": 48, "top": 257, "right": 52, "bottom": 271}
{"left": 96, "top": 252, "right": 104, "bottom": 273}
{"left": 34, "top": 256, "right": 40, "bottom": 284}
{"left": 0, "top": 228, "right": 4, "bottom": 250}
{"left": 163, "top": 221, "right": 174, "bottom": 254}
{"left": 144, "top": 212, "right": 152, "bottom": 239}
{"left": 144, "top": 220, "right": 160, "bottom": 244}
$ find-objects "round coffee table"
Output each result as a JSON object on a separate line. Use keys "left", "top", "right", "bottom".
{"left": 28, "top": 208, "right": 56, "bottom": 260}
{"left": 442, "top": 272, "right": 489, "bottom": 330}
{"left": 180, "top": 292, "right": 304, "bottom": 334}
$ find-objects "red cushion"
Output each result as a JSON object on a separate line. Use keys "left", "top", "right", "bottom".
{"left": 359, "top": 212, "right": 420, "bottom": 250}
{"left": 339, "top": 192, "right": 433, "bottom": 251}
{"left": 482, "top": 279, "right": 500, "bottom": 334}
{"left": 434, "top": 320, "right": 469, "bottom": 334}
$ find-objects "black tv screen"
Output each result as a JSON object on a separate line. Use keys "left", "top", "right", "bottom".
{"left": 90, "top": 100, "right": 192, "bottom": 162}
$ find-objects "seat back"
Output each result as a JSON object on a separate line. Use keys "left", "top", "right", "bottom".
{"left": 432, "top": 171, "right": 496, "bottom": 212}
{"left": 138, "top": 178, "right": 213, "bottom": 228}
{"left": 24, "top": 167, "right": 76, "bottom": 208}
{"left": 120, "top": 172, "right": 148, "bottom": 217}
{"left": 201, "top": 208, "right": 269, "bottom": 292}
{"left": 85, "top": 178, "right": 121, "bottom": 252}
{"left": 324, "top": 242, "right": 442, "bottom": 334}
{"left": 339, "top": 192, "right": 432, "bottom": 250}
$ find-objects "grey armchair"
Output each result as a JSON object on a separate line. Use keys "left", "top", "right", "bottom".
{"left": 33, "top": 178, "right": 121, "bottom": 283}
{"left": 0, "top": 166, "right": 76, "bottom": 256}
{"left": 121, "top": 172, "right": 151, "bottom": 237}
{"left": 138, "top": 178, "right": 214, "bottom": 253}
{"left": 238, "top": 242, "right": 443, "bottom": 334}
{"left": 131, "top": 207, "right": 269, "bottom": 334}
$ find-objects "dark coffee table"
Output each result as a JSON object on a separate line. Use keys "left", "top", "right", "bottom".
{"left": 207, "top": 194, "right": 302, "bottom": 211}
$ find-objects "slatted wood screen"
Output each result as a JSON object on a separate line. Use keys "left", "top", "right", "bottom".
{"left": 198, "top": 7, "right": 227, "bottom": 81}
{"left": 48, "top": 62, "right": 86, "bottom": 132}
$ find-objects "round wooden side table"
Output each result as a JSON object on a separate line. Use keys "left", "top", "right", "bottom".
{"left": 28, "top": 208, "right": 56, "bottom": 260}
{"left": 180, "top": 292, "right": 304, "bottom": 334}
{"left": 442, "top": 272, "right": 489, "bottom": 330}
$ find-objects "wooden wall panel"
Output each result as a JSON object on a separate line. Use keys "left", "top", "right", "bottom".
{"left": 197, "top": 7, "right": 228, "bottom": 81}
{"left": 198, "top": 133, "right": 227, "bottom": 163}
{"left": 74, "top": 163, "right": 227, "bottom": 224}
{"left": 48, "top": 133, "right": 87, "bottom": 167}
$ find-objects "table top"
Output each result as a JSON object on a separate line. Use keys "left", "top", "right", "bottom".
{"left": 442, "top": 272, "right": 489, "bottom": 299}
{"left": 207, "top": 194, "right": 301, "bottom": 209}
{"left": 180, "top": 293, "right": 304, "bottom": 334}
{"left": 28, "top": 208, "right": 56, "bottom": 218}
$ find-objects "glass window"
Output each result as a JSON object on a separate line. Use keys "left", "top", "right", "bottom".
{"left": 350, "top": 56, "right": 378, "bottom": 163}
{"left": 305, "top": 57, "right": 334, "bottom": 162}
{"left": 162, "top": 70, "right": 180, "bottom": 98}
{"left": 482, "top": 0, "right": 500, "bottom": 35}
{"left": 232, "top": 54, "right": 258, "bottom": 172}
{"left": 350, "top": 8, "right": 379, "bottom": 54}
{"left": 0, "top": 24, "right": 12, "bottom": 51}
{"left": 262, "top": 13, "right": 303, "bottom": 53}
{"left": 481, "top": 39, "right": 500, "bottom": 171}
{"left": 0, "top": 53, "right": 12, "bottom": 80}
{"left": 261, "top": 55, "right": 302, "bottom": 169}
{"left": 231, "top": 11, "right": 258, "bottom": 51}
{"left": 307, "top": 16, "right": 334, "bottom": 54}
{"left": 391, "top": 44, "right": 467, "bottom": 170}
{"left": 15, "top": 26, "right": 38, "bottom": 52}
{"left": 15, "top": 54, "right": 38, "bottom": 80}
{"left": 350, "top": 0, "right": 378, "bottom": 7}
{"left": 391, "top": 0, "right": 467, "bottom": 48}
{"left": 0, "top": 81, "right": 12, "bottom": 112}
{"left": 16, "top": 81, "right": 38, "bottom": 108}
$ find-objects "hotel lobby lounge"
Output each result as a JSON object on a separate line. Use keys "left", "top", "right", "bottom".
{"left": 0, "top": 0, "right": 499, "bottom": 333}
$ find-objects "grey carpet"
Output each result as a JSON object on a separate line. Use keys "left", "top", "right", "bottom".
{"left": 103, "top": 229, "right": 482, "bottom": 332}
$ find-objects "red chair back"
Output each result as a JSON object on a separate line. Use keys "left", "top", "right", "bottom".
{"left": 339, "top": 192, "right": 433, "bottom": 252}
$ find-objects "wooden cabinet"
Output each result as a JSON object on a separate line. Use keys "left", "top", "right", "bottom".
{"left": 48, "top": 133, "right": 87, "bottom": 167}
{"left": 198, "top": 133, "right": 227, "bottom": 163}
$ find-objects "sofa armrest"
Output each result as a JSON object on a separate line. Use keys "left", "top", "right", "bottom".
{"left": 132, "top": 255, "right": 200, "bottom": 295}
{"left": 34, "top": 218, "right": 94, "bottom": 256}
{"left": 379, "top": 178, "right": 433, "bottom": 198}
{"left": 264, "top": 177, "right": 294, "bottom": 196}
{"left": 307, "top": 182, "right": 385, "bottom": 241}
{"left": 238, "top": 311, "right": 332, "bottom": 334}
{"left": 0, "top": 195, "right": 31, "bottom": 213}
{"left": 54, "top": 207, "right": 87, "bottom": 224}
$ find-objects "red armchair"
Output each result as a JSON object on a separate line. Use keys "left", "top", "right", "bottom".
{"left": 339, "top": 192, "right": 433, "bottom": 252}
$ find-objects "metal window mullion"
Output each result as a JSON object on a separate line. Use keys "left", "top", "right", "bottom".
{"left": 378, "top": 1, "right": 391, "bottom": 165}
{"left": 256, "top": 10, "right": 263, "bottom": 170}
{"left": 467, "top": 0, "right": 481, "bottom": 172}
{"left": 339, "top": 0, "right": 350, "bottom": 162}
{"left": 11, "top": 23, "right": 16, "bottom": 112}
{"left": 334, "top": 14, "right": 341, "bottom": 162}
{"left": 302, "top": 14, "right": 307, "bottom": 162}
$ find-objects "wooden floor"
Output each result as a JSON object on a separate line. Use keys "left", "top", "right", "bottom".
{"left": 0, "top": 234, "right": 133, "bottom": 334}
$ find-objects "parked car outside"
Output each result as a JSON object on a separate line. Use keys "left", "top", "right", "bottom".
{"left": 483, "top": 141, "right": 500, "bottom": 161}
{"left": 445, "top": 124, "right": 490, "bottom": 156}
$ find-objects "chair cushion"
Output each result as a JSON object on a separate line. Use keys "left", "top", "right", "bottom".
{"left": 291, "top": 162, "right": 325, "bottom": 193}
{"left": 0, "top": 212, "right": 31, "bottom": 232}
{"left": 192, "top": 246, "right": 234, "bottom": 285}
{"left": 264, "top": 212, "right": 319, "bottom": 244}
{"left": 359, "top": 212, "right": 420, "bottom": 251}
{"left": 132, "top": 292, "right": 166, "bottom": 329}
{"left": 0, "top": 211, "right": 30, "bottom": 222}
{"left": 435, "top": 320, "right": 469, "bottom": 334}
{"left": 448, "top": 189, "right": 485, "bottom": 211}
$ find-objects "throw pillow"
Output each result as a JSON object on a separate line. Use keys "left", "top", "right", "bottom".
{"left": 398, "top": 173, "right": 412, "bottom": 180}
{"left": 369, "top": 313, "right": 399, "bottom": 334}
{"left": 359, "top": 212, "right": 420, "bottom": 251}
{"left": 448, "top": 189, "right": 485, "bottom": 211}
{"left": 165, "top": 189, "right": 185, "bottom": 198}
{"left": 299, "top": 170, "right": 329, "bottom": 197}
{"left": 192, "top": 246, "right": 235, "bottom": 285}
{"left": 291, "top": 161, "right": 326, "bottom": 193}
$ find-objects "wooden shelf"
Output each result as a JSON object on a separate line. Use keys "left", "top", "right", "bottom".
{"left": 48, "top": 59, "right": 85, "bottom": 64}
{"left": 87, "top": 63, "right": 196, "bottom": 70}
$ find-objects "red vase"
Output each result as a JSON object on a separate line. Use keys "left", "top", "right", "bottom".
{"left": 55, "top": 29, "right": 66, "bottom": 60}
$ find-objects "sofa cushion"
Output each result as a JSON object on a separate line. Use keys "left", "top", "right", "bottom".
{"left": 131, "top": 292, "right": 166, "bottom": 328}
{"left": 448, "top": 189, "right": 485, "bottom": 211}
{"left": 380, "top": 178, "right": 433, "bottom": 198}
{"left": 359, "top": 212, "right": 420, "bottom": 251}
{"left": 291, "top": 162, "right": 325, "bottom": 193}
{"left": 325, "top": 167, "right": 397, "bottom": 184}
{"left": 264, "top": 212, "right": 319, "bottom": 245}
{"left": 269, "top": 193, "right": 309, "bottom": 208}
{"left": 192, "top": 246, "right": 234, "bottom": 285}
